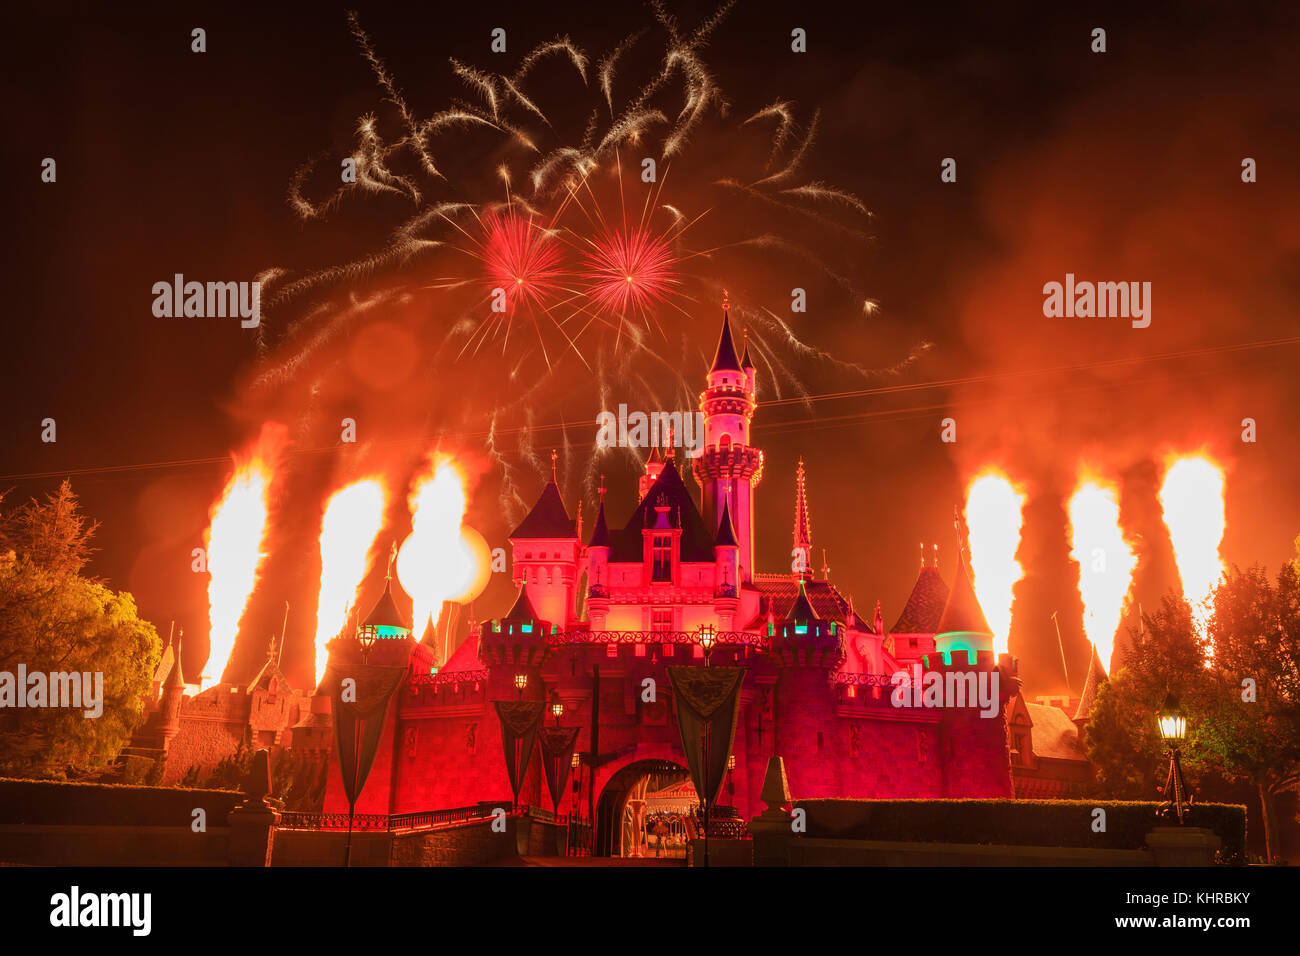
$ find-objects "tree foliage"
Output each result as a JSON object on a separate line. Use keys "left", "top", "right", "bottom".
{"left": 0, "top": 483, "right": 159, "bottom": 779}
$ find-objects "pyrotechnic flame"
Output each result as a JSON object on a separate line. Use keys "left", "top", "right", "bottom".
{"left": 965, "top": 470, "right": 1026, "bottom": 657}
{"left": 397, "top": 459, "right": 488, "bottom": 660}
{"left": 203, "top": 424, "right": 287, "bottom": 690}
{"left": 1068, "top": 476, "right": 1136, "bottom": 670}
{"left": 1159, "top": 455, "right": 1226, "bottom": 644}
{"left": 313, "top": 478, "right": 388, "bottom": 686}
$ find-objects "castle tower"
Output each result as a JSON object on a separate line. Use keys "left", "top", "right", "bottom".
{"left": 713, "top": 498, "right": 741, "bottom": 628}
{"left": 925, "top": 549, "right": 1017, "bottom": 797}
{"left": 769, "top": 580, "right": 846, "bottom": 798}
{"left": 1072, "top": 644, "right": 1107, "bottom": 748}
{"left": 792, "top": 457, "right": 812, "bottom": 579}
{"left": 585, "top": 479, "right": 613, "bottom": 629}
{"left": 639, "top": 445, "right": 665, "bottom": 500}
{"left": 510, "top": 477, "right": 579, "bottom": 629}
{"left": 693, "top": 295, "right": 764, "bottom": 581}
{"left": 159, "top": 630, "right": 187, "bottom": 748}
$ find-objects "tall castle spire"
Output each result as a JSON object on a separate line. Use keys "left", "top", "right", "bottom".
{"left": 793, "top": 457, "right": 812, "bottom": 579}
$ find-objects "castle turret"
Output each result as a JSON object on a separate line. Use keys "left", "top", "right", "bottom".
{"left": 924, "top": 548, "right": 1017, "bottom": 798}
{"left": 1072, "top": 644, "right": 1107, "bottom": 747}
{"left": 509, "top": 477, "right": 579, "bottom": 628}
{"left": 585, "top": 480, "right": 613, "bottom": 629}
{"left": 713, "top": 497, "right": 741, "bottom": 628}
{"left": 769, "top": 580, "right": 846, "bottom": 798}
{"left": 159, "top": 630, "right": 187, "bottom": 747}
{"left": 693, "top": 294, "right": 764, "bottom": 581}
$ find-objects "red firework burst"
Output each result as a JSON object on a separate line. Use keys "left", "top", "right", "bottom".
{"left": 582, "top": 227, "right": 679, "bottom": 318}
{"left": 481, "top": 210, "right": 566, "bottom": 311}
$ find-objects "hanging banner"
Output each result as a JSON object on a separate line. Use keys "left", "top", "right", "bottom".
{"left": 667, "top": 666, "right": 745, "bottom": 808}
{"left": 539, "top": 725, "right": 581, "bottom": 812}
{"left": 321, "top": 664, "right": 407, "bottom": 808}
{"left": 494, "top": 700, "right": 545, "bottom": 804}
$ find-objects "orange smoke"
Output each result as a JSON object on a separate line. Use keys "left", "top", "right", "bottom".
{"left": 965, "top": 469, "right": 1026, "bottom": 657}
{"left": 1068, "top": 475, "right": 1136, "bottom": 670}
{"left": 313, "top": 477, "right": 388, "bottom": 686}
{"left": 203, "top": 423, "right": 287, "bottom": 690}
{"left": 1159, "top": 454, "right": 1226, "bottom": 644}
{"left": 396, "top": 458, "right": 486, "bottom": 662}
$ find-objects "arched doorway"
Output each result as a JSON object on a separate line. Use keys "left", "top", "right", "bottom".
{"left": 594, "top": 759, "right": 697, "bottom": 858}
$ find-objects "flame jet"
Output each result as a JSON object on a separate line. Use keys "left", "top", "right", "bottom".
{"left": 1159, "top": 455, "right": 1226, "bottom": 645}
{"left": 964, "top": 470, "right": 1027, "bottom": 658}
{"left": 313, "top": 478, "right": 388, "bottom": 687}
{"left": 203, "top": 423, "right": 287, "bottom": 690}
{"left": 396, "top": 458, "right": 479, "bottom": 662}
{"left": 1068, "top": 476, "right": 1137, "bottom": 671}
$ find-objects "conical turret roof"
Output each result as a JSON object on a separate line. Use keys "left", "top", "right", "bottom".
{"left": 164, "top": 633, "right": 186, "bottom": 689}
{"left": 504, "top": 584, "right": 540, "bottom": 622}
{"left": 785, "top": 580, "right": 821, "bottom": 623}
{"left": 1073, "top": 644, "right": 1108, "bottom": 720}
{"left": 892, "top": 566, "right": 950, "bottom": 634}
{"left": 511, "top": 481, "right": 576, "bottom": 539}
{"left": 588, "top": 500, "right": 612, "bottom": 548}
{"left": 934, "top": 551, "right": 992, "bottom": 637}
{"left": 710, "top": 312, "right": 743, "bottom": 373}
{"left": 363, "top": 578, "right": 407, "bottom": 630}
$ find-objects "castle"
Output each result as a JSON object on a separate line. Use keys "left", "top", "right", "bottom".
{"left": 132, "top": 304, "right": 1093, "bottom": 847}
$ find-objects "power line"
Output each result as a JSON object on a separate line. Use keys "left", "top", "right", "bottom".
{"left": 1, "top": 334, "right": 1295, "bottom": 484}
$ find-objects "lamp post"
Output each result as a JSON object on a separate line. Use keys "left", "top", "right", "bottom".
{"left": 696, "top": 623, "right": 717, "bottom": 868}
{"left": 727, "top": 753, "right": 736, "bottom": 798}
{"left": 514, "top": 672, "right": 528, "bottom": 700}
{"left": 551, "top": 700, "right": 565, "bottom": 728}
{"left": 1157, "top": 693, "right": 1191, "bottom": 825}
{"left": 570, "top": 751, "right": 581, "bottom": 855}
{"left": 345, "top": 621, "right": 381, "bottom": 866}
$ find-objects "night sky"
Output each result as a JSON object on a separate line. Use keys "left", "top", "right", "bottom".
{"left": 4, "top": 1, "right": 1299, "bottom": 696}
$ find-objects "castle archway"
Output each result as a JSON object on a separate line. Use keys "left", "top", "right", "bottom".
{"left": 594, "top": 758, "right": 695, "bottom": 858}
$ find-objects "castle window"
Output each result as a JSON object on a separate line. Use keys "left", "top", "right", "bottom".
{"left": 651, "top": 535, "right": 672, "bottom": 582}
{"left": 606, "top": 643, "right": 619, "bottom": 659}
{"left": 651, "top": 610, "right": 673, "bottom": 631}
{"left": 634, "top": 642, "right": 646, "bottom": 657}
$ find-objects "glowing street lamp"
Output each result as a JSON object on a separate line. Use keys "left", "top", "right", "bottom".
{"left": 551, "top": 700, "right": 565, "bottom": 727}
{"left": 697, "top": 624, "right": 717, "bottom": 667}
{"left": 514, "top": 672, "right": 528, "bottom": 699}
{"left": 1156, "top": 693, "right": 1192, "bottom": 825}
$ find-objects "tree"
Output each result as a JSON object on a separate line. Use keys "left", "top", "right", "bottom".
{"left": 1085, "top": 595, "right": 1217, "bottom": 799}
{"left": 0, "top": 553, "right": 160, "bottom": 779}
{"left": 1201, "top": 562, "right": 1300, "bottom": 862}
{"left": 0, "top": 480, "right": 101, "bottom": 576}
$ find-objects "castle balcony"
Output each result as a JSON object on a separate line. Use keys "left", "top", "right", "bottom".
{"left": 833, "top": 672, "right": 939, "bottom": 720}
{"left": 547, "top": 629, "right": 768, "bottom": 668}
{"left": 403, "top": 668, "right": 490, "bottom": 715}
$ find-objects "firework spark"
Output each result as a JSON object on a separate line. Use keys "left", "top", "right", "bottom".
{"left": 313, "top": 478, "right": 387, "bottom": 686}
{"left": 203, "top": 423, "right": 287, "bottom": 690}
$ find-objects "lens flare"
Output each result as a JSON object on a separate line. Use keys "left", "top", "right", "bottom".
{"left": 397, "top": 458, "right": 484, "bottom": 662}
{"left": 1159, "top": 454, "right": 1226, "bottom": 643}
{"left": 965, "top": 470, "right": 1026, "bottom": 657}
{"left": 313, "top": 477, "right": 388, "bottom": 686}
{"left": 203, "top": 423, "right": 287, "bottom": 690}
{"left": 1068, "top": 476, "right": 1136, "bottom": 670}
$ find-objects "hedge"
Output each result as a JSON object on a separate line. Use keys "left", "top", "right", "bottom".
{"left": 795, "top": 798, "right": 1247, "bottom": 865}
{"left": 0, "top": 777, "right": 241, "bottom": 828}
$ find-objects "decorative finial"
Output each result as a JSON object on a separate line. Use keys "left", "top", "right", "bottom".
{"left": 666, "top": 423, "right": 675, "bottom": 458}
{"left": 722, "top": 289, "right": 730, "bottom": 311}
{"left": 551, "top": 448, "right": 558, "bottom": 482}
{"left": 598, "top": 475, "right": 607, "bottom": 502}
{"left": 920, "top": 541, "right": 925, "bottom": 568}
{"left": 387, "top": 541, "right": 398, "bottom": 578}
{"left": 932, "top": 543, "right": 939, "bottom": 568}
